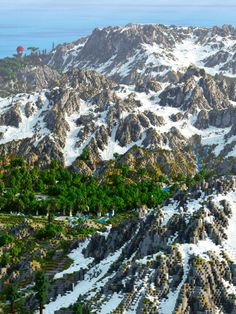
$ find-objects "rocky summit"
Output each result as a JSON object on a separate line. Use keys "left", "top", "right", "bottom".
{"left": 0, "top": 23, "right": 235, "bottom": 314}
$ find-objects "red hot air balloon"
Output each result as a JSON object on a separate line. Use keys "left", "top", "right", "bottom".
{"left": 16, "top": 46, "right": 25, "bottom": 55}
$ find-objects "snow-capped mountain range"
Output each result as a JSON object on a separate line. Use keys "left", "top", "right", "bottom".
{"left": 49, "top": 24, "right": 236, "bottom": 82}
{"left": 0, "top": 23, "right": 235, "bottom": 176}
{"left": 0, "top": 23, "right": 236, "bottom": 314}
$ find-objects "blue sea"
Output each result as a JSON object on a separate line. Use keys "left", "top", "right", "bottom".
{"left": 0, "top": 0, "right": 235, "bottom": 58}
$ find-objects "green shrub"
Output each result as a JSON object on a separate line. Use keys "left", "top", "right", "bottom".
{"left": 0, "top": 234, "right": 14, "bottom": 247}
{"left": 79, "top": 149, "right": 90, "bottom": 161}
{"left": 36, "top": 224, "right": 64, "bottom": 240}
{"left": 0, "top": 253, "right": 10, "bottom": 267}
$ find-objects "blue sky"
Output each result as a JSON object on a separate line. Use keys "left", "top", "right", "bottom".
{"left": 0, "top": 0, "right": 235, "bottom": 58}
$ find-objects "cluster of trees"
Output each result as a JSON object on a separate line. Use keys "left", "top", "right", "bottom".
{"left": 4, "top": 271, "right": 48, "bottom": 314}
{"left": 34, "top": 271, "right": 48, "bottom": 314}
{"left": 0, "top": 234, "right": 14, "bottom": 247}
{"left": 0, "top": 237, "right": 22, "bottom": 268}
{"left": 35, "top": 223, "right": 64, "bottom": 240}
{"left": 173, "top": 168, "right": 210, "bottom": 186}
{"left": 0, "top": 157, "right": 211, "bottom": 217}
{"left": 0, "top": 158, "right": 173, "bottom": 217}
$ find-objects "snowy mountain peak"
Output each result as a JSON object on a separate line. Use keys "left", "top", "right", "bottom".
{"left": 49, "top": 23, "right": 236, "bottom": 83}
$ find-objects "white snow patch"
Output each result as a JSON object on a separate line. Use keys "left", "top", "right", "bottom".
{"left": 54, "top": 239, "right": 94, "bottom": 279}
{"left": 158, "top": 239, "right": 222, "bottom": 314}
{"left": 44, "top": 246, "right": 123, "bottom": 314}
{"left": 99, "top": 293, "right": 122, "bottom": 314}
{"left": 0, "top": 92, "right": 51, "bottom": 145}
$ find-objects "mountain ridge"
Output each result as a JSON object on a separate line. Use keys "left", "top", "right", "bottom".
{"left": 0, "top": 23, "right": 235, "bottom": 177}
{"left": 48, "top": 23, "right": 236, "bottom": 83}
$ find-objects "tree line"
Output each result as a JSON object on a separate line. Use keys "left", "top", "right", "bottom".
{"left": 0, "top": 158, "right": 174, "bottom": 217}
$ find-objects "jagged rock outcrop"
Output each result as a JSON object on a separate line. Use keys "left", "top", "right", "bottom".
{"left": 16, "top": 65, "right": 60, "bottom": 92}
{"left": 159, "top": 66, "right": 232, "bottom": 113}
{"left": 61, "top": 68, "right": 116, "bottom": 100}
{"left": 0, "top": 103, "right": 22, "bottom": 127}
{"left": 195, "top": 107, "right": 236, "bottom": 129}
{"left": 116, "top": 114, "right": 143, "bottom": 146}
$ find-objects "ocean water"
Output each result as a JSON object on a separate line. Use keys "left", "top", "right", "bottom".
{"left": 0, "top": 0, "right": 235, "bottom": 58}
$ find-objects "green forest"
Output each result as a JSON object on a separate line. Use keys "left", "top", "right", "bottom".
{"left": 0, "top": 157, "right": 209, "bottom": 218}
{"left": 0, "top": 158, "right": 170, "bottom": 216}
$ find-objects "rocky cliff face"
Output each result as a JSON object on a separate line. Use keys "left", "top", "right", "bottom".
{"left": 0, "top": 65, "right": 235, "bottom": 176}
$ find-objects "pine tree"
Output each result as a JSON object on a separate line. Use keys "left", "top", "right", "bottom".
{"left": 34, "top": 271, "right": 48, "bottom": 314}
{"left": 5, "top": 283, "right": 19, "bottom": 314}
{"left": 73, "top": 303, "right": 91, "bottom": 314}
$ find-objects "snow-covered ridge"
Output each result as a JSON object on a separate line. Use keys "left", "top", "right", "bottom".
{"left": 61, "top": 82, "right": 236, "bottom": 166}
{"left": 0, "top": 72, "right": 235, "bottom": 171}
{"left": 48, "top": 23, "right": 236, "bottom": 81}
